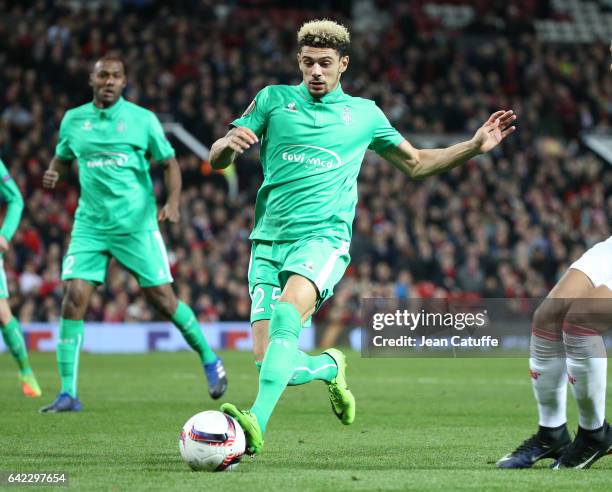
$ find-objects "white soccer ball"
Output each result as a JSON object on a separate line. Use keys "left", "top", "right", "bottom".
{"left": 179, "top": 410, "right": 246, "bottom": 472}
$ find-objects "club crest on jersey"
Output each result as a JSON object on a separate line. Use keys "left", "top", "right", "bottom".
{"left": 117, "top": 120, "right": 125, "bottom": 133}
{"left": 342, "top": 106, "right": 352, "bottom": 125}
{"left": 82, "top": 120, "right": 93, "bottom": 131}
{"left": 284, "top": 102, "right": 298, "bottom": 113}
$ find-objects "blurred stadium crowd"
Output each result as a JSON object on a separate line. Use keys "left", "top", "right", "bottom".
{"left": 0, "top": 1, "right": 610, "bottom": 342}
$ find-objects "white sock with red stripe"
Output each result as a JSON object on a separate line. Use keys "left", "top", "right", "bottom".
{"left": 563, "top": 321, "right": 607, "bottom": 430}
{"left": 530, "top": 329, "right": 567, "bottom": 428}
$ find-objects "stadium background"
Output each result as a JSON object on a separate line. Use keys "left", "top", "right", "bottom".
{"left": 0, "top": 0, "right": 610, "bottom": 349}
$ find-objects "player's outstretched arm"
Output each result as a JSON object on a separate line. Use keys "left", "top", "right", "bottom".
{"left": 42, "top": 157, "right": 73, "bottom": 189}
{"left": 209, "top": 126, "right": 258, "bottom": 170}
{"left": 381, "top": 110, "right": 516, "bottom": 180}
{"left": 158, "top": 157, "right": 181, "bottom": 223}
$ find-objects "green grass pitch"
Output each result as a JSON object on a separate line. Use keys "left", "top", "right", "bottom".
{"left": 1, "top": 351, "right": 610, "bottom": 491}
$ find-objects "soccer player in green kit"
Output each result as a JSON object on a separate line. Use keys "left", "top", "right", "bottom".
{"left": 0, "top": 158, "right": 42, "bottom": 397}
{"left": 210, "top": 20, "right": 517, "bottom": 455}
{"left": 39, "top": 55, "right": 227, "bottom": 413}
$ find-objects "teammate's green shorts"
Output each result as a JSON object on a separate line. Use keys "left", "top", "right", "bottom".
{"left": 248, "top": 235, "right": 351, "bottom": 323}
{"left": 61, "top": 230, "right": 173, "bottom": 287}
{"left": 0, "top": 256, "right": 8, "bottom": 299}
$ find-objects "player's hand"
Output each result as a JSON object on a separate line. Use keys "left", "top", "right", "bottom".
{"left": 43, "top": 169, "right": 60, "bottom": 189}
{"left": 225, "top": 127, "right": 258, "bottom": 154}
{"left": 158, "top": 201, "right": 180, "bottom": 223}
{"left": 0, "top": 236, "right": 8, "bottom": 254}
{"left": 471, "top": 110, "right": 517, "bottom": 154}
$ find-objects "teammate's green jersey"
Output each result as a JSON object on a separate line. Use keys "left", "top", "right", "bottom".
{"left": 0, "top": 159, "right": 24, "bottom": 242}
{"left": 55, "top": 97, "right": 175, "bottom": 235}
{"left": 231, "top": 83, "right": 403, "bottom": 241}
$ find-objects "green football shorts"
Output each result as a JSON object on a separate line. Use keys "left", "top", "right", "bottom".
{"left": 0, "top": 256, "right": 8, "bottom": 299}
{"left": 248, "top": 235, "right": 351, "bottom": 324}
{"left": 61, "top": 230, "right": 173, "bottom": 287}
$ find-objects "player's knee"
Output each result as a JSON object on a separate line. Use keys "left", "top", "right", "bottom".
{"left": 564, "top": 299, "right": 609, "bottom": 335}
{"left": 276, "top": 295, "right": 315, "bottom": 327}
{"left": 278, "top": 289, "right": 297, "bottom": 304}
{"left": 0, "top": 300, "right": 13, "bottom": 325}
{"left": 62, "top": 287, "right": 87, "bottom": 318}
{"left": 269, "top": 302, "right": 302, "bottom": 341}
{"left": 253, "top": 347, "right": 266, "bottom": 363}
{"left": 145, "top": 289, "right": 176, "bottom": 318}
{"left": 0, "top": 312, "right": 11, "bottom": 326}
{"left": 532, "top": 300, "right": 564, "bottom": 337}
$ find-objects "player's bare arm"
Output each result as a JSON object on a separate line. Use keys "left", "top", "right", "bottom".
{"left": 381, "top": 110, "right": 516, "bottom": 179}
{"left": 0, "top": 235, "right": 8, "bottom": 253}
{"left": 42, "top": 157, "right": 73, "bottom": 189}
{"left": 157, "top": 156, "right": 181, "bottom": 223}
{"left": 209, "top": 126, "right": 258, "bottom": 170}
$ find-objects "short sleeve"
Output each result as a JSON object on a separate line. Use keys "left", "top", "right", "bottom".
{"left": 230, "top": 86, "right": 271, "bottom": 138}
{"left": 367, "top": 103, "right": 404, "bottom": 154}
{"left": 55, "top": 113, "right": 76, "bottom": 161}
{"left": 148, "top": 112, "right": 175, "bottom": 162}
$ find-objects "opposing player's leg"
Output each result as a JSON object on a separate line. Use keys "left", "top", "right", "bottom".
{"left": 497, "top": 268, "right": 591, "bottom": 468}
{"left": 40, "top": 278, "right": 96, "bottom": 413}
{"left": 553, "top": 284, "right": 611, "bottom": 469}
{"left": 111, "top": 230, "right": 226, "bottom": 399}
{"left": 0, "top": 297, "right": 41, "bottom": 397}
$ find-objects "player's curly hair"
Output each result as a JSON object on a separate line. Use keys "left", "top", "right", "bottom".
{"left": 297, "top": 19, "right": 350, "bottom": 56}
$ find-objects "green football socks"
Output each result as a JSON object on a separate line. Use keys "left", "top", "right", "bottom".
{"left": 251, "top": 301, "right": 301, "bottom": 432}
{"left": 257, "top": 353, "right": 338, "bottom": 386}
{"left": 171, "top": 301, "right": 217, "bottom": 364}
{"left": 288, "top": 351, "right": 338, "bottom": 385}
{"left": 1, "top": 317, "right": 32, "bottom": 376}
{"left": 57, "top": 318, "right": 84, "bottom": 397}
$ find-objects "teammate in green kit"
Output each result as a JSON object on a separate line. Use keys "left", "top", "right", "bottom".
{"left": 39, "top": 54, "right": 227, "bottom": 413}
{"left": 0, "top": 158, "right": 42, "bottom": 398}
{"left": 210, "top": 20, "right": 517, "bottom": 454}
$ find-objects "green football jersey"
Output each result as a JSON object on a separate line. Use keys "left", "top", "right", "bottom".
{"left": 55, "top": 97, "right": 175, "bottom": 235}
{"left": 232, "top": 83, "right": 403, "bottom": 241}
{"left": 0, "top": 158, "right": 24, "bottom": 242}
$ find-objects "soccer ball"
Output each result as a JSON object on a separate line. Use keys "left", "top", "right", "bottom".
{"left": 179, "top": 410, "right": 246, "bottom": 472}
